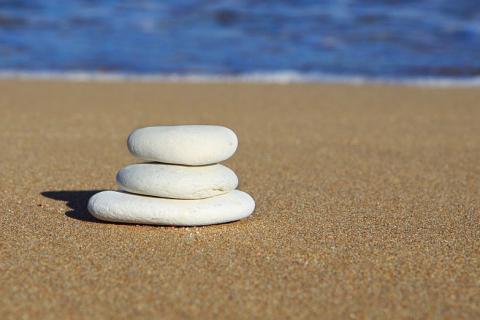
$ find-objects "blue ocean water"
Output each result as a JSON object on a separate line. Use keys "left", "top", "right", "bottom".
{"left": 0, "top": 0, "right": 479, "bottom": 81}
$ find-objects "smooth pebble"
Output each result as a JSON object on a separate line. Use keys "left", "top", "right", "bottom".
{"left": 116, "top": 163, "right": 238, "bottom": 199}
{"left": 127, "top": 125, "right": 238, "bottom": 165}
{"left": 87, "top": 190, "right": 255, "bottom": 226}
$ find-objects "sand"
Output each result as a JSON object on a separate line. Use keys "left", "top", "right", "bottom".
{"left": 0, "top": 80, "right": 479, "bottom": 319}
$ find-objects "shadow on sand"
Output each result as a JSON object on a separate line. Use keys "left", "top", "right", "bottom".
{"left": 41, "top": 190, "right": 103, "bottom": 223}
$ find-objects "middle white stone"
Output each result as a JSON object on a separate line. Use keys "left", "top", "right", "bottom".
{"left": 116, "top": 163, "right": 238, "bottom": 199}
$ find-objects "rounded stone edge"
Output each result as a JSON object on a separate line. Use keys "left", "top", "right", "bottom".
{"left": 86, "top": 190, "right": 256, "bottom": 226}
{"left": 115, "top": 163, "right": 239, "bottom": 199}
{"left": 126, "top": 125, "right": 239, "bottom": 165}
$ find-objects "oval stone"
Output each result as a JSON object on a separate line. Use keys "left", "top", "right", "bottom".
{"left": 87, "top": 190, "right": 255, "bottom": 226}
{"left": 127, "top": 125, "right": 238, "bottom": 165}
{"left": 116, "top": 163, "right": 238, "bottom": 199}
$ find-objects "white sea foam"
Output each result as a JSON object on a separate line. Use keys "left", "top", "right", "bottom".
{"left": 1, "top": 70, "right": 480, "bottom": 87}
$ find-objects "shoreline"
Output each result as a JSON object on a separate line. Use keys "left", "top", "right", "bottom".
{"left": 1, "top": 70, "right": 480, "bottom": 87}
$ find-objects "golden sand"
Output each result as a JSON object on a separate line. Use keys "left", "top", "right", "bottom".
{"left": 0, "top": 80, "right": 479, "bottom": 319}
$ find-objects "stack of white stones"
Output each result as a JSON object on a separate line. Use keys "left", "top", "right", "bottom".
{"left": 87, "top": 125, "right": 255, "bottom": 226}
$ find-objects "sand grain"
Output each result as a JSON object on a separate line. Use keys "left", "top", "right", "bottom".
{"left": 0, "top": 80, "right": 479, "bottom": 319}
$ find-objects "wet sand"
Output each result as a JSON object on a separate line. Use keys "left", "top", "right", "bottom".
{"left": 0, "top": 80, "right": 479, "bottom": 319}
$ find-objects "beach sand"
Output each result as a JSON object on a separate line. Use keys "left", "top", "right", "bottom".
{"left": 0, "top": 80, "right": 479, "bottom": 319}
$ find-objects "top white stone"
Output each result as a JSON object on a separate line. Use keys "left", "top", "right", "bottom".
{"left": 127, "top": 125, "right": 238, "bottom": 165}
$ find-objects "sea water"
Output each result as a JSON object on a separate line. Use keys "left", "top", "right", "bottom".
{"left": 0, "top": 0, "right": 479, "bottom": 83}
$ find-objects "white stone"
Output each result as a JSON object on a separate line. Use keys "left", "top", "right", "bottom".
{"left": 87, "top": 190, "right": 255, "bottom": 226}
{"left": 116, "top": 163, "right": 238, "bottom": 199}
{"left": 127, "top": 125, "right": 238, "bottom": 165}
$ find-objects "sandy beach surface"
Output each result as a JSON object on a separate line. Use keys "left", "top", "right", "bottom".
{"left": 0, "top": 80, "right": 479, "bottom": 319}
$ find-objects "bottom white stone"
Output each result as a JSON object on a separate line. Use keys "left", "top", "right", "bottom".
{"left": 87, "top": 190, "right": 255, "bottom": 226}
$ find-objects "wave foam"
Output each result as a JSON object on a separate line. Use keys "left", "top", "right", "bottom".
{"left": 1, "top": 70, "right": 480, "bottom": 87}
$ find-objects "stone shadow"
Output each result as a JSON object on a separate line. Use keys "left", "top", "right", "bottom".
{"left": 41, "top": 190, "right": 103, "bottom": 223}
